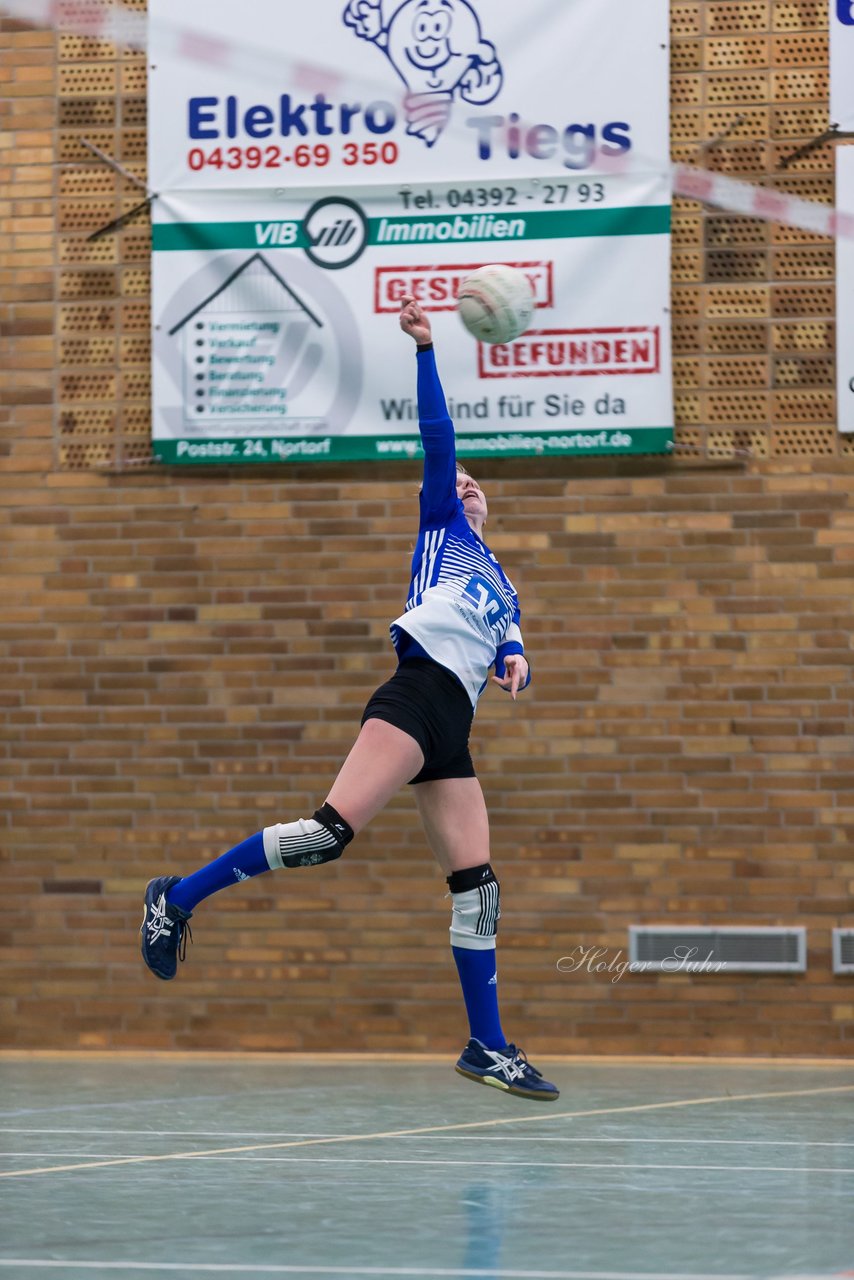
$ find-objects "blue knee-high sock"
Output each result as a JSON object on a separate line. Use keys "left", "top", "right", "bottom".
{"left": 452, "top": 945, "right": 506, "bottom": 1050}
{"left": 167, "top": 832, "right": 268, "bottom": 914}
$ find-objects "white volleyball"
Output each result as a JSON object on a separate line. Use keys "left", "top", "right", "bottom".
{"left": 457, "top": 264, "right": 535, "bottom": 344}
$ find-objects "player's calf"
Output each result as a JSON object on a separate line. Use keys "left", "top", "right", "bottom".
{"left": 140, "top": 804, "right": 355, "bottom": 979}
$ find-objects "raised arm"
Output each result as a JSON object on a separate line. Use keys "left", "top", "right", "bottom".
{"left": 399, "top": 297, "right": 458, "bottom": 525}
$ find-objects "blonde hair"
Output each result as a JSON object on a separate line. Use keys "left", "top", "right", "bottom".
{"left": 418, "top": 462, "right": 473, "bottom": 496}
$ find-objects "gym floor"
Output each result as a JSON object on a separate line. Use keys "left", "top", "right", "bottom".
{"left": 0, "top": 1054, "right": 852, "bottom": 1279}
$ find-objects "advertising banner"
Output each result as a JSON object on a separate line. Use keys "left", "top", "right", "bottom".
{"left": 149, "top": 0, "right": 672, "bottom": 463}
{"left": 838, "top": 149, "right": 854, "bottom": 434}
{"left": 831, "top": 0, "right": 854, "bottom": 128}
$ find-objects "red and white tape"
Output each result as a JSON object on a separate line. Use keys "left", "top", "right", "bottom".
{"left": 3, "top": 0, "right": 145, "bottom": 46}
{"left": 2, "top": 0, "right": 346, "bottom": 97}
{"left": 673, "top": 162, "right": 854, "bottom": 239}
{"left": 4, "top": 0, "right": 854, "bottom": 240}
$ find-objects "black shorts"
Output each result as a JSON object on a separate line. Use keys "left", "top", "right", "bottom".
{"left": 361, "top": 657, "right": 476, "bottom": 785}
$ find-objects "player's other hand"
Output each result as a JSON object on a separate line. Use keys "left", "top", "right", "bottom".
{"left": 399, "top": 295, "right": 432, "bottom": 346}
{"left": 492, "top": 654, "right": 528, "bottom": 701}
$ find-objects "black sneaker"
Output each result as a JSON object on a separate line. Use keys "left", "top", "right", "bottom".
{"left": 455, "top": 1038, "right": 560, "bottom": 1101}
{"left": 140, "top": 876, "right": 192, "bottom": 980}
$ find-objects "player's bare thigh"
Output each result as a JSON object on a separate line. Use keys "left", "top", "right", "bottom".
{"left": 412, "top": 776, "right": 491, "bottom": 876}
{"left": 325, "top": 718, "right": 424, "bottom": 834}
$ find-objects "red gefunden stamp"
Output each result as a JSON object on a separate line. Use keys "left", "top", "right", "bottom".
{"left": 374, "top": 261, "right": 554, "bottom": 313}
{"left": 478, "top": 326, "right": 661, "bottom": 378}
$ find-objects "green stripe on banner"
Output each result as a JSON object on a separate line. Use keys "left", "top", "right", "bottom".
{"left": 152, "top": 221, "right": 306, "bottom": 251}
{"left": 152, "top": 205, "right": 671, "bottom": 252}
{"left": 153, "top": 428, "right": 674, "bottom": 465}
{"left": 371, "top": 205, "right": 670, "bottom": 244}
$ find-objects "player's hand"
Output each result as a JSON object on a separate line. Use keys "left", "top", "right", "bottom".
{"left": 491, "top": 654, "right": 528, "bottom": 701}
{"left": 399, "top": 295, "right": 432, "bottom": 346}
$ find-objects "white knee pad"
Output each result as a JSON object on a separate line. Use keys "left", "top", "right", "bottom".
{"left": 263, "top": 803, "right": 353, "bottom": 870}
{"left": 447, "top": 863, "right": 500, "bottom": 951}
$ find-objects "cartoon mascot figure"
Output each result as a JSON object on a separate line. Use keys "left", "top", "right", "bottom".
{"left": 344, "top": 0, "right": 503, "bottom": 147}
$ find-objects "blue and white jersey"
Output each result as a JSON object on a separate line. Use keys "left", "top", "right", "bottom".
{"left": 389, "top": 347, "right": 530, "bottom": 709}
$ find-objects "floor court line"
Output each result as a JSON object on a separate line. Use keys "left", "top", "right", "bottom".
{"left": 0, "top": 1264, "right": 765, "bottom": 1278}
{"left": 0, "top": 1129, "right": 345, "bottom": 1140}
{"left": 0, "top": 1265, "right": 840, "bottom": 1279}
{"left": 1, "top": 1131, "right": 852, "bottom": 1148}
{"left": 1, "top": 1083, "right": 852, "bottom": 1181}
{"left": 2, "top": 1153, "right": 848, "bottom": 1174}
{"left": 2, "top": 1049, "right": 852, "bottom": 1066}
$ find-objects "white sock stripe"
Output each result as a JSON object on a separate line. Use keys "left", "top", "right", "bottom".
{"left": 277, "top": 831, "right": 339, "bottom": 855}
{"left": 476, "top": 880, "right": 499, "bottom": 936}
{"left": 486, "top": 881, "right": 498, "bottom": 934}
{"left": 476, "top": 883, "right": 487, "bottom": 935}
{"left": 280, "top": 827, "right": 337, "bottom": 845}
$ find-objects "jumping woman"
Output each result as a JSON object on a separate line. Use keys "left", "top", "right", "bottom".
{"left": 140, "top": 296, "right": 559, "bottom": 1101}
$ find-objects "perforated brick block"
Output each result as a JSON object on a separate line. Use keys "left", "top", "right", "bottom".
{"left": 707, "top": 427, "right": 772, "bottom": 456}
{"left": 672, "top": 3, "right": 702, "bottom": 39}
{"left": 773, "top": 0, "right": 825, "bottom": 31}
{"left": 773, "top": 356, "right": 834, "bottom": 386}
{"left": 707, "top": 250, "right": 769, "bottom": 282}
{"left": 705, "top": 357, "right": 770, "bottom": 387}
{"left": 705, "top": 214, "right": 767, "bottom": 247}
{"left": 771, "top": 321, "right": 833, "bottom": 352}
{"left": 706, "top": 2, "right": 770, "bottom": 35}
{"left": 771, "top": 425, "right": 837, "bottom": 452}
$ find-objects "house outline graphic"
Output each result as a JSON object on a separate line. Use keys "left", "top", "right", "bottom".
{"left": 168, "top": 252, "right": 324, "bottom": 336}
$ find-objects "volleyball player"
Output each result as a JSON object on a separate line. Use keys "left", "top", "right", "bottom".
{"left": 140, "top": 297, "right": 559, "bottom": 1101}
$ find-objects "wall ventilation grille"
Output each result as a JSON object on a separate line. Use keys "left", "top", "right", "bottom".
{"left": 628, "top": 926, "right": 807, "bottom": 974}
{"left": 832, "top": 929, "right": 854, "bottom": 976}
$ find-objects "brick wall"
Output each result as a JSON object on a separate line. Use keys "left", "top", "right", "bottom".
{"left": 1, "top": 2, "right": 853, "bottom": 1055}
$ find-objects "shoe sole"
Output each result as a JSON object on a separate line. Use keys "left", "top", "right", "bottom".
{"left": 455, "top": 1065, "right": 560, "bottom": 1101}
